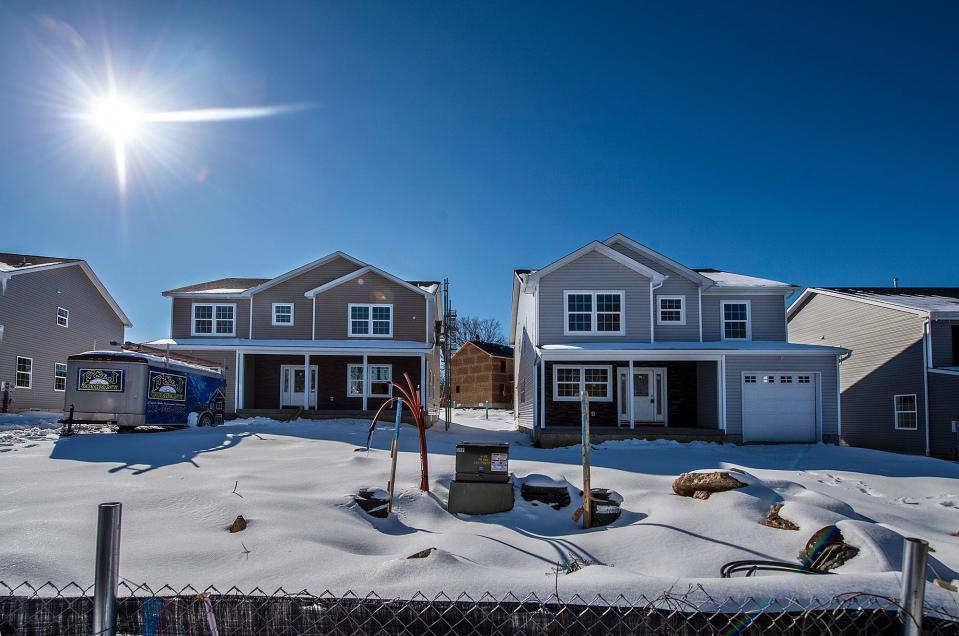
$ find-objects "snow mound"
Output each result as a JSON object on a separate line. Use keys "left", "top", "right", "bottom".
{"left": 522, "top": 474, "right": 568, "bottom": 489}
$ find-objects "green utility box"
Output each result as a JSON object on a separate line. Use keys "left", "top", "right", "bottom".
{"left": 447, "top": 480, "right": 514, "bottom": 514}
{"left": 455, "top": 442, "right": 509, "bottom": 482}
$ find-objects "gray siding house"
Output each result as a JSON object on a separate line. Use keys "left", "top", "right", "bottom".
{"left": 788, "top": 287, "right": 959, "bottom": 457}
{"left": 146, "top": 252, "right": 442, "bottom": 416}
{"left": 510, "top": 235, "right": 844, "bottom": 447}
{"left": 0, "top": 253, "right": 132, "bottom": 412}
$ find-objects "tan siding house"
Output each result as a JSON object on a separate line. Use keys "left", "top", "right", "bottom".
{"left": 148, "top": 252, "right": 442, "bottom": 418}
{"left": 0, "top": 254, "right": 131, "bottom": 411}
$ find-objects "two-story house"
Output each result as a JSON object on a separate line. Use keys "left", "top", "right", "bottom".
{"left": 788, "top": 287, "right": 959, "bottom": 458}
{"left": 510, "top": 235, "right": 845, "bottom": 447}
{"left": 449, "top": 340, "right": 514, "bottom": 408}
{"left": 146, "top": 252, "right": 442, "bottom": 417}
{"left": 0, "top": 253, "right": 132, "bottom": 412}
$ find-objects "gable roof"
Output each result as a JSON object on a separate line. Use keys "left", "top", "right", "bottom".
{"left": 0, "top": 253, "right": 132, "bottom": 327}
{"left": 523, "top": 241, "right": 667, "bottom": 287}
{"left": 246, "top": 251, "right": 366, "bottom": 295}
{"left": 462, "top": 340, "right": 514, "bottom": 358}
{"left": 694, "top": 268, "right": 797, "bottom": 291}
{"left": 603, "top": 234, "right": 715, "bottom": 286}
{"left": 303, "top": 265, "right": 434, "bottom": 299}
{"left": 787, "top": 287, "right": 959, "bottom": 320}
{"left": 163, "top": 277, "right": 270, "bottom": 295}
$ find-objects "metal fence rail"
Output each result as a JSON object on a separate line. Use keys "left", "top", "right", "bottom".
{"left": 3, "top": 582, "right": 959, "bottom": 636}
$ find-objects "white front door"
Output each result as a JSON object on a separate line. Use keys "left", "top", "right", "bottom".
{"left": 280, "top": 365, "right": 317, "bottom": 408}
{"left": 618, "top": 367, "right": 667, "bottom": 425}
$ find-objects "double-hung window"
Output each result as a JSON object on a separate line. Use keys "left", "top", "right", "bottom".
{"left": 721, "top": 300, "right": 751, "bottom": 340}
{"left": 272, "top": 303, "right": 294, "bottom": 326}
{"left": 894, "top": 394, "right": 918, "bottom": 430}
{"left": 552, "top": 365, "right": 612, "bottom": 401}
{"left": 57, "top": 307, "right": 69, "bottom": 328}
{"left": 347, "top": 364, "right": 392, "bottom": 397}
{"left": 564, "top": 291, "right": 624, "bottom": 335}
{"left": 657, "top": 296, "right": 686, "bottom": 325}
{"left": 15, "top": 357, "right": 32, "bottom": 388}
{"left": 54, "top": 363, "right": 67, "bottom": 392}
{"left": 192, "top": 303, "right": 236, "bottom": 336}
{"left": 348, "top": 304, "right": 392, "bottom": 337}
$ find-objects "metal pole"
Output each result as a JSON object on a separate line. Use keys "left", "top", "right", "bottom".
{"left": 387, "top": 399, "right": 403, "bottom": 514}
{"left": 581, "top": 391, "right": 591, "bottom": 529}
{"left": 900, "top": 537, "right": 928, "bottom": 636}
{"left": 485, "top": 400, "right": 489, "bottom": 420}
{"left": 93, "top": 502, "right": 122, "bottom": 636}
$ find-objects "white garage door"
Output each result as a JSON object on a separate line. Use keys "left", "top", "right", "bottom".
{"left": 742, "top": 373, "right": 817, "bottom": 443}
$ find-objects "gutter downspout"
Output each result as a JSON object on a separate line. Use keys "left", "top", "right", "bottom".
{"left": 650, "top": 280, "right": 664, "bottom": 343}
{"left": 922, "top": 319, "right": 931, "bottom": 457}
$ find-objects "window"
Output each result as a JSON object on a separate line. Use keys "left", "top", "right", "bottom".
{"left": 54, "top": 363, "right": 67, "bottom": 392}
{"left": 762, "top": 375, "right": 775, "bottom": 384}
{"left": 798, "top": 375, "right": 811, "bottom": 384}
{"left": 780, "top": 375, "right": 793, "bottom": 384}
{"left": 348, "top": 304, "right": 392, "bottom": 337}
{"left": 368, "top": 365, "right": 392, "bottom": 397}
{"left": 894, "top": 394, "right": 918, "bottom": 430}
{"left": 564, "top": 291, "right": 624, "bottom": 335}
{"left": 721, "top": 300, "right": 751, "bottom": 340}
{"left": 272, "top": 303, "right": 294, "bottom": 326}
{"left": 455, "top": 385, "right": 460, "bottom": 394}
{"left": 15, "top": 357, "right": 32, "bottom": 388}
{"left": 500, "top": 360, "right": 506, "bottom": 373}
{"left": 192, "top": 303, "right": 236, "bottom": 336}
{"left": 347, "top": 364, "right": 392, "bottom": 397}
{"left": 744, "top": 375, "right": 757, "bottom": 384}
{"left": 56, "top": 307, "right": 69, "bottom": 328}
{"left": 657, "top": 296, "right": 686, "bottom": 325}
{"left": 553, "top": 365, "right": 612, "bottom": 401}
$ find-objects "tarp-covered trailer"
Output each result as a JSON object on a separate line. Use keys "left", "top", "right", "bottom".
{"left": 62, "top": 351, "right": 226, "bottom": 428}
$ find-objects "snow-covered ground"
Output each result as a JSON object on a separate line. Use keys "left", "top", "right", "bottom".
{"left": 1, "top": 409, "right": 958, "bottom": 606}
{"left": 0, "top": 411, "right": 62, "bottom": 447}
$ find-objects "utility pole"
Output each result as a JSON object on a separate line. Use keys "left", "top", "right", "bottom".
{"left": 441, "top": 278, "right": 457, "bottom": 431}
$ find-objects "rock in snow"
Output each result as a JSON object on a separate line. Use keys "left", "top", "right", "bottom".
{"left": 672, "top": 471, "right": 749, "bottom": 498}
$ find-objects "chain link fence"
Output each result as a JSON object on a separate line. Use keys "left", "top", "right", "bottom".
{"left": 2, "top": 581, "right": 959, "bottom": 635}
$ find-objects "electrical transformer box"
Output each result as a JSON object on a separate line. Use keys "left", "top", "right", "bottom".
{"left": 455, "top": 442, "right": 509, "bottom": 482}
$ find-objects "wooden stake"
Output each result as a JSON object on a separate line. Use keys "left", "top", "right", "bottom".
{"left": 581, "top": 390, "right": 591, "bottom": 529}
{"left": 386, "top": 398, "right": 403, "bottom": 514}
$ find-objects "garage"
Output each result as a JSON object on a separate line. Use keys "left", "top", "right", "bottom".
{"left": 742, "top": 372, "right": 818, "bottom": 442}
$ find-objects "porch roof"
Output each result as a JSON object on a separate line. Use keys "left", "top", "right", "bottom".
{"left": 145, "top": 337, "right": 432, "bottom": 353}
{"left": 538, "top": 340, "right": 847, "bottom": 358}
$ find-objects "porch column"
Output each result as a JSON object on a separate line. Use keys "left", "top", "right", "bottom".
{"left": 539, "top": 360, "right": 546, "bottom": 429}
{"left": 303, "top": 353, "right": 310, "bottom": 410}
{"left": 420, "top": 354, "right": 427, "bottom": 408}
{"left": 362, "top": 353, "right": 368, "bottom": 411}
{"left": 628, "top": 359, "right": 635, "bottom": 429}
{"left": 717, "top": 357, "right": 726, "bottom": 431}
{"left": 235, "top": 351, "right": 243, "bottom": 412}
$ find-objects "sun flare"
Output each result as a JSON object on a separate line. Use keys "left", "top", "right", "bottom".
{"left": 89, "top": 96, "right": 141, "bottom": 141}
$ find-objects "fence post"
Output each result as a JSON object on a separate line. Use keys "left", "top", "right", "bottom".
{"left": 93, "top": 502, "right": 122, "bottom": 636}
{"left": 900, "top": 537, "right": 928, "bottom": 636}
{"left": 581, "top": 391, "right": 591, "bottom": 529}
{"left": 485, "top": 400, "right": 489, "bottom": 419}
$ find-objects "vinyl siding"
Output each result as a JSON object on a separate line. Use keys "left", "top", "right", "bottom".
{"left": 251, "top": 256, "right": 363, "bottom": 339}
{"left": 606, "top": 242, "right": 702, "bottom": 341}
{"left": 788, "top": 292, "right": 927, "bottom": 454}
{"left": 172, "top": 297, "right": 250, "bottom": 339}
{"left": 702, "top": 294, "right": 787, "bottom": 342}
{"left": 312, "top": 271, "right": 428, "bottom": 342}
{"left": 930, "top": 320, "right": 956, "bottom": 367}
{"left": 928, "top": 373, "right": 959, "bottom": 458}
{"left": 0, "top": 266, "right": 125, "bottom": 411}
{"left": 723, "top": 353, "right": 838, "bottom": 441}
{"left": 513, "top": 288, "right": 538, "bottom": 430}
{"left": 537, "top": 250, "right": 652, "bottom": 344}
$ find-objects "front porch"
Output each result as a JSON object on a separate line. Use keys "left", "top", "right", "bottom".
{"left": 534, "top": 357, "right": 724, "bottom": 446}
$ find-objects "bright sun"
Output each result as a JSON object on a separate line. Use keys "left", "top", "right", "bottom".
{"left": 89, "top": 96, "right": 141, "bottom": 141}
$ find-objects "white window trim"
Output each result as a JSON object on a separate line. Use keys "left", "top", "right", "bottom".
{"left": 347, "top": 303, "right": 393, "bottom": 338}
{"left": 54, "top": 362, "right": 67, "bottom": 392}
{"left": 347, "top": 363, "right": 393, "bottom": 397}
{"left": 562, "top": 290, "right": 626, "bottom": 336}
{"left": 271, "top": 303, "right": 295, "bottom": 326}
{"left": 15, "top": 356, "right": 32, "bottom": 389}
{"left": 894, "top": 393, "right": 919, "bottom": 430}
{"left": 56, "top": 307, "right": 69, "bottom": 328}
{"left": 656, "top": 295, "right": 686, "bottom": 325}
{"left": 720, "top": 299, "right": 752, "bottom": 341}
{"left": 552, "top": 364, "right": 613, "bottom": 402}
{"left": 191, "top": 303, "right": 237, "bottom": 337}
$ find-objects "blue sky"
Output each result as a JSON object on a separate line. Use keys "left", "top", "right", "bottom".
{"left": 1, "top": 1, "right": 956, "bottom": 342}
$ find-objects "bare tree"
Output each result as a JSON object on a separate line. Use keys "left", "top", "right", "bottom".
{"left": 451, "top": 315, "right": 506, "bottom": 350}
